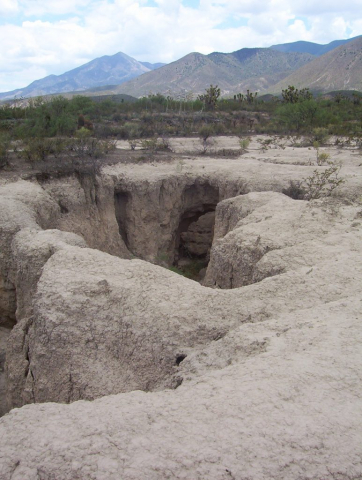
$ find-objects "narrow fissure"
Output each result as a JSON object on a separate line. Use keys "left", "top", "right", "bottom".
{"left": 169, "top": 182, "right": 220, "bottom": 282}
{"left": 114, "top": 191, "right": 130, "bottom": 248}
{"left": 174, "top": 207, "right": 216, "bottom": 281}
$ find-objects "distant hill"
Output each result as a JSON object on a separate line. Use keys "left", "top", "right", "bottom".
{"left": 107, "top": 48, "right": 314, "bottom": 98}
{"left": 1, "top": 35, "right": 359, "bottom": 102}
{"left": 270, "top": 35, "right": 361, "bottom": 56}
{"left": 0, "top": 52, "right": 165, "bottom": 101}
{"left": 269, "top": 36, "right": 362, "bottom": 94}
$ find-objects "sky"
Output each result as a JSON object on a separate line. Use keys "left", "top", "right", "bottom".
{"left": 0, "top": 0, "right": 361, "bottom": 93}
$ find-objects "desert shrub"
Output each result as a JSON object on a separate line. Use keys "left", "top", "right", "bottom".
{"left": 0, "top": 134, "right": 11, "bottom": 168}
{"left": 312, "top": 127, "right": 330, "bottom": 145}
{"left": 316, "top": 152, "right": 331, "bottom": 166}
{"left": 70, "top": 128, "right": 115, "bottom": 158}
{"left": 303, "top": 163, "right": 345, "bottom": 200}
{"left": 313, "top": 140, "right": 331, "bottom": 165}
{"left": 69, "top": 95, "right": 95, "bottom": 116}
{"left": 21, "top": 137, "right": 55, "bottom": 163}
{"left": 123, "top": 122, "right": 141, "bottom": 140}
{"left": 94, "top": 123, "right": 120, "bottom": 138}
{"left": 198, "top": 124, "right": 215, "bottom": 140}
{"left": 101, "top": 138, "right": 117, "bottom": 154}
{"left": 283, "top": 162, "right": 344, "bottom": 201}
{"left": 239, "top": 137, "right": 250, "bottom": 151}
{"left": 198, "top": 125, "right": 215, "bottom": 153}
{"left": 212, "top": 148, "right": 241, "bottom": 158}
{"left": 70, "top": 154, "right": 102, "bottom": 177}
{"left": 214, "top": 122, "right": 226, "bottom": 135}
{"left": 141, "top": 137, "right": 159, "bottom": 151}
{"left": 51, "top": 138, "right": 71, "bottom": 158}
{"left": 139, "top": 124, "right": 157, "bottom": 138}
{"left": 112, "top": 112, "right": 122, "bottom": 122}
{"left": 141, "top": 136, "right": 172, "bottom": 152}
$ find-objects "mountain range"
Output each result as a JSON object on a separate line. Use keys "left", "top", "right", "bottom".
{"left": 269, "top": 37, "right": 361, "bottom": 56}
{"left": 1, "top": 35, "right": 361, "bottom": 101}
{"left": 0, "top": 53, "right": 165, "bottom": 101}
{"left": 104, "top": 49, "right": 314, "bottom": 98}
{"left": 270, "top": 36, "right": 362, "bottom": 94}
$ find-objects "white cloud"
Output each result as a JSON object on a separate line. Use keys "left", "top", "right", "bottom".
{"left": 0, "top": 0, "right": 19, "bottom": 15}
{"left": 0, "top": 0, "right": 360, "bottom": 92}
{"left": 19, "top": 0, "right": 93, "bottom": 16}
{"left": 292, "top": 0, "right": 362, "bottom": 15}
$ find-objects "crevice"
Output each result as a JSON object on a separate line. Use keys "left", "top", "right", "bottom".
{"left": 114, "top": 191, "right": 130, "bottom": 248}
{"left": 0, "top": 278, "right": 17, "bottom": 329}
{"left": 170, "top": 182, "right": 220, "bottom": 281}
{"left": 172, "top": 376, "right": 183, "bottom": 389}
{"left": 58, "top": 201, "right": 69, "bottom": 214}
{"left": 175, "top": 353, "right": 187, "bottom": 366}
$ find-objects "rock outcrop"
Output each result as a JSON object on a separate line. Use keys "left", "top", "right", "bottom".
{"left": 0, "top": 181, "right": 59, "bottom": 328}
{"left": 6, "top": 246, "right": 239, "bottom": 408}
{"left": 180, "top": 210, "right": 215, "bottom": 257}
{"left": 204, "top": 192, "right": 347, "bottom": 288}
{"left": 111, "top": 170, "right": 249, "bottom": 263}
{"left": 41, "top": 174, "right": 129, "bottom": 258}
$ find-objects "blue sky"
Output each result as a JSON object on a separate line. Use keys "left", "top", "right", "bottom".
{"left": 0, "top": 0, "right": 360, "bottom": 92}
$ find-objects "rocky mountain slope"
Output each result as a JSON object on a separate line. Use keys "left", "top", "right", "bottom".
{"left": 0, "top": 52, "right": 165, "bottom": 101}
{"left": 1, "top": 36, "right": 359, "bottom": 101}
{"left": 270, "top": 35, "right": 361, "bottom": 56}
{"left": 270, "top": 35, "right": 362, "bottom": 93}
{"left": 112, "top": 48, "right": 314, "bottom": 97}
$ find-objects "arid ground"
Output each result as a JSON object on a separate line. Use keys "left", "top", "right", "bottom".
{"left": 0, "top": 135, "right": 361, "bottom": 479}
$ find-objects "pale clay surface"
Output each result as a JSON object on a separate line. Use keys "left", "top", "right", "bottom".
{"left": 0, "top": 136, "right": 362, "bottom": 479}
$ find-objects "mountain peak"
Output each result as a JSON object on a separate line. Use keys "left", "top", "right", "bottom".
{"left": 0, "top": 52, "right": 165, "bottom": 101}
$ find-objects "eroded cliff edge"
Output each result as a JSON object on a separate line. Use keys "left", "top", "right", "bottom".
{"left": 0, "top": 145, "right": 361, "bottom": 479}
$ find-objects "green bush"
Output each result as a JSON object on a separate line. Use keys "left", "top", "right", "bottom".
{"left": 0, "top": 134, "right": 11, "bottom": 168}
{"left": 312, "top": 127, "right": 330, "bottom": 144}
{"left": 303, "top": 164, "right": 345, "bottom": 200}
{"left": 316, "top": 152, "right": 330, "bottom": 166}
{"left": 283, "top": 162, "right": 345, "bottom": 201}
{"left": 141, "top": 136, "right": 172, "bottom": 152}
{"left": 70, "top": 129, "right": 116, "bottom": 158}
{"left": 21, "top": 138, "right": 55, "bottom": 163}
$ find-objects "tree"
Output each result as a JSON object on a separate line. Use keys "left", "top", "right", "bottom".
{"left": 198, "top": 85, "right": 221, "bottom": 111}
{"left": 282, "top": 85, "right": 313, "bottom": 104}
{"left": 277, "top": 100, "right": 319, "bottom": 131}
{"left": 234, "top": 90, "right": 258, "bottom": 104}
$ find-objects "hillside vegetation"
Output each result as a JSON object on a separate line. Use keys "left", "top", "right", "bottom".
{"left": 1, "top": 87, "right": 362, "bottom": 172}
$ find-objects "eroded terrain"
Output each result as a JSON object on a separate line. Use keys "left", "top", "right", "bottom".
{"left": 0, "top": 136, "right": 361, "bottom": 479}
